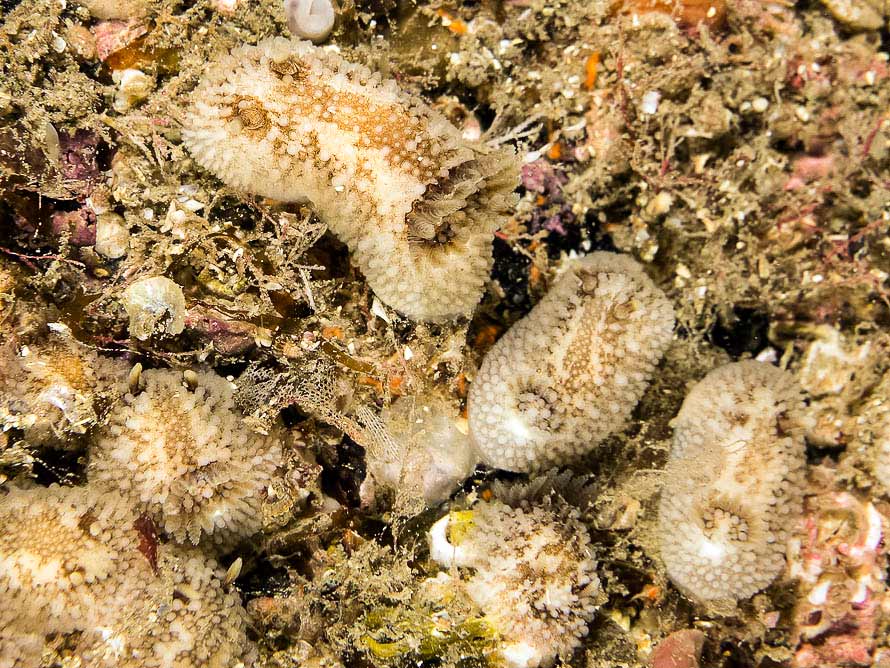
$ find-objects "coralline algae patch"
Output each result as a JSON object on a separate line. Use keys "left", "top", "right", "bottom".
{"left": 658, "top": 361, "right": 808, "bottom": 603}
{"left": 184, "top": 37, "right": 519, "bottom": 322}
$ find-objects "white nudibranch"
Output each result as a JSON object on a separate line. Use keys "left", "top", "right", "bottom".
{"left": 468, "top": 251, "right": 675, "bottom": 472}
{"left": 429, "top": 491, "right": 600, "bottom": 668}
{"left": 0, "top": 485, "right": 253, "bottom": 668}
{"left": 658, "top": 361, "right": 808, "bottom": 603}
{"left": 183, "top": 37, "right": 519, "bottom": 322}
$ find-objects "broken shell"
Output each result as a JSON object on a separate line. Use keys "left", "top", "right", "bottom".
{"left": 284, "top": 0, "right": 336, "bottom": 43}
{"left": 112, "top": 69, "right": 154, "bottom": 113}
{"left": 224, "top": 557, "right": 243, "bottom": 586}
{"left": 122, "top": 276, "right": 186, "bottom": 341}
{"left": 94, "top": 212, "right": 129, "bottom": 259}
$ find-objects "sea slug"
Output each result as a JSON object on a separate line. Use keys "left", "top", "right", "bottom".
{"left": 89, "top": 368, "right": 282, "bottom": 545}
{"left": 183, "top": 37, "right": 519, "bottom": 322}
{"left": 429, "top": 483, "right": 600, "bottom": 668}
{"left": 658, "top": 361, "right": 808, "bottom": 602}
{"left": 467, "top": 251, "right": 675, "bottom": 472}
{"left": 0, "top": 484, "right": 252, "bottom": 668}
{"left": 0, "top": 485, "right": 140, "bottom": 634}
{"left": 77, "top": 547, "right": 251, "bottom": 668}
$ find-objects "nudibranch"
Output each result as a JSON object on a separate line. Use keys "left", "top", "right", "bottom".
{"left": 184, "top": 38, "right": 519, "bottom": 322}
{"left": 658, "top": 361, "right": 807, "bottom": 602}
{"left": 468, "top": 252, "right": 675, "bottom": 472}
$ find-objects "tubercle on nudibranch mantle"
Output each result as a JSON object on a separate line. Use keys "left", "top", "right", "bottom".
{"left": 183, "top": 37, "right": 520, "bottom": 322}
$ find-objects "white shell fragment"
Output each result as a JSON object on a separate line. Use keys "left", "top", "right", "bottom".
{"left": 94, "top": 212, "right": 129, "bottom": 259}
{"left": 284, "top": 0, "right": 336, "bottom": 43}
{"left": 122, "top": 276, "right": 186, "bottom": 340}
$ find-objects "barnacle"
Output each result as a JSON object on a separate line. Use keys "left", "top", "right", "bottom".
{"left": 467, "top": 251, "right": 675, "bottom": 472}
{"left": 658, "top": 361, "right": 807, "bottom": 603}
{"left": 429, "top": 487, "right": 601, "bottom": 668}
{"left": 89, "top": 368, "right": 283, "bottom": 545}
{"left": 183, "top": 37, "right": 519, "bottom": 322}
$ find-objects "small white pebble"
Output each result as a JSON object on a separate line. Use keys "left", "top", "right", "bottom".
{"left": 51, "top": 33, "right": 66, "bottom": 53}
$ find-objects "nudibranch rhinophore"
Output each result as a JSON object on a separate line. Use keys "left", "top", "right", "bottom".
{"left": 184, "top": 37, "right": 519, "bottom": 322}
